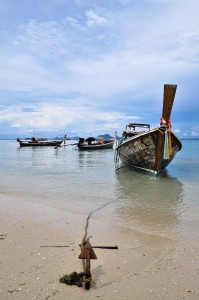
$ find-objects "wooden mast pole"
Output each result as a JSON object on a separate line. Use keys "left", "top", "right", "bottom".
{"left": 153, "top": 84, "right": 177, "bottom": 173}
{"left": 162, "top": 84, "right": 177, "bottom": 121}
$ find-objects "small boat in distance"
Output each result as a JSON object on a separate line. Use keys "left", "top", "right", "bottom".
{"left": 17, "top": 137, "right": 63, "bottom": 147}
{"left": 77, "top": 136, "right": 115, "bottom": 150}
{"left": 115, "top": 84, "right": 182, "bottom": 174}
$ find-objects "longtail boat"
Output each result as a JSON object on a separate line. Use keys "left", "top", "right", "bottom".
{"left": 115, "top": 84, "right": 182, "bottom": 174}
{"left": 17, "top": 137, "right": 63, "bottom": 147}
{"left": 77, "top": 137, "right": 115, "bottom": 150}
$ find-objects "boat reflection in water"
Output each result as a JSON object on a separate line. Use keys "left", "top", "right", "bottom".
{"left": 115, "top": 167, "right": 184, "bottom": 237}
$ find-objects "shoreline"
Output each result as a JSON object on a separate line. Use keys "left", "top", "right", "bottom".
{"left": 0, "top": 195, "right": 199, "bottom": 299}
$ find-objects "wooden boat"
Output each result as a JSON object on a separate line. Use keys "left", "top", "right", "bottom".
{"left": 115, "top": 84, "right": 182, "bottom": 174}
{"left": 17, "top": 137, "right": 63, "bottom": 147}
{"left": 77, "top": 137, "right": 115, "bottom": 150}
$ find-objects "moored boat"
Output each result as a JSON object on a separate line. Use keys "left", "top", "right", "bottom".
{"left": 77, "top": 137, "right": 115, "bottom": 150}
{"left": 115, "top": 84, "right": 182, "bottom": 174}
{"left": 17, "top": 137, "right": 63, "bottom": 147}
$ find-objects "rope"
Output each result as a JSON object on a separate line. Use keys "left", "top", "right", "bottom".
{"left": 60, "top": 271, "right": 86, "bottom": 287}
{"left": 114, "top": 140, "right": 131, "bottom": 172}
{"left": 114, "top": 147, "right": 120, "bottom": 172}
{"left": 82, "top": 201, "right": 113, "bottom": 244}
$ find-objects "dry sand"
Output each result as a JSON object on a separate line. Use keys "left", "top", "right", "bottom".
{"left": 0, "top": 195, "right": 199, "bottom": 300}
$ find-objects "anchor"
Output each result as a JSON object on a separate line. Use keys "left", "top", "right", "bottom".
{"left": 78, "top": 239, "right": 97, "bottom": 290}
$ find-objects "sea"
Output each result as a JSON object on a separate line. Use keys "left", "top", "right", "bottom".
{"left": 0, "top": 139, "right": 199, "bottom": 241}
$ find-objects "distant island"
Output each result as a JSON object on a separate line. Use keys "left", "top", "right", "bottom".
{"left": 0, "top": 133, "right": 121, "bottom": 140}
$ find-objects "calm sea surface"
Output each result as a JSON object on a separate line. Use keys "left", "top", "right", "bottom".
{"left": 0, "top": 139, "right": 199, "bottom": 238}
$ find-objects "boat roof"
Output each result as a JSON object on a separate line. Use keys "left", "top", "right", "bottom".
{"left": 126, "top": 123, "right": 150, "bottom": 130}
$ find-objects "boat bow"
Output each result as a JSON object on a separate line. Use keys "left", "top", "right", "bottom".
{"left": 115, "top": 84, "right": 182, "bottom": 174}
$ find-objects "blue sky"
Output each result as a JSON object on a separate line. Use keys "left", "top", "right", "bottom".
{"left": 0, "top": 0, "right": 199, "bottom": 139}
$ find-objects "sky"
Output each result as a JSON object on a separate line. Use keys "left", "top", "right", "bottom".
{"left": 0, "top": 0, "right": 199, "bottom": 139}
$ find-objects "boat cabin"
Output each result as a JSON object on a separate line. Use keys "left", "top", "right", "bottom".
{"left": 122, "top": 123, "right": 150, "bottom": 139}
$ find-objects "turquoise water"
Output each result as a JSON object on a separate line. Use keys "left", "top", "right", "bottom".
{"left": 0, "top": 139, "right": 199, "bottom": 238}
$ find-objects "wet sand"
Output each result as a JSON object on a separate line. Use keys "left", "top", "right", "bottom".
{"left": 0, "top": 195, "right": 199, "bottom": 300}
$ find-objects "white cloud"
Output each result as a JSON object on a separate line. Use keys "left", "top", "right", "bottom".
{"left": 86, "top": 10, "right": 108, "bottom": 28}
{"left": 11, "top": 123, "right": 21, "bottom": 128}
{"left": 13, "top": 19, "right": 69, "bottom": 58}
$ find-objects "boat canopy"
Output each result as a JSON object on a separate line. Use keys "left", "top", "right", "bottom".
{"left": 126, "top": 123, "right": 150, "bottom": 131}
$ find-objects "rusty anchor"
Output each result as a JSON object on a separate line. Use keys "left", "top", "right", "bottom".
{"left": 78, "top": 239, "right": 97, "bottom": 290}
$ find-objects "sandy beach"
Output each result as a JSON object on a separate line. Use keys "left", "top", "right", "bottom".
{"left": 0, "top": 194, "right": 199, "bottom": 300}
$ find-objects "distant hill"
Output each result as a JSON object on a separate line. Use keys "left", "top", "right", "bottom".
{"left": 96, "top": 134, "right": 112, "bottom": 139}
{"left": 69, "top": 134, "right": 120, "bottom": 140}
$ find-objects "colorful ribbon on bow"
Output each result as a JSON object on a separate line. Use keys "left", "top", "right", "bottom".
{"left": 160, "top": 118, "right": 173, "bottom": 159}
